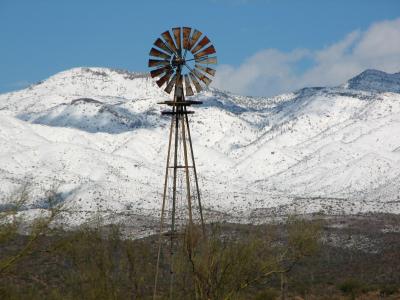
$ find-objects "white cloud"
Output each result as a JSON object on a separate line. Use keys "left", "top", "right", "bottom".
{"left": 212, "top": 18, "right": 400, "bottom": 96}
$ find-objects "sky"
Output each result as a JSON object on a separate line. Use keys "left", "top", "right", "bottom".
{"left": 1, "top": 0, "right": 400, "bottom": 96}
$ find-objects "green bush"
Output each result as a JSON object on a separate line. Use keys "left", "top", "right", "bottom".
{"left": 254, "top": 288, "right": 279, "bottom": 300}
{"left": 338, "top": 279, "right": 362, "bottom": 299}
{"left": 379, "top": 284, "right": 398, "bottom": 296}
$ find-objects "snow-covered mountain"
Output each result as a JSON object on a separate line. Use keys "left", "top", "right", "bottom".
{"left": 1, "top": 67, "right": 399, "bottom": 229}
{"left": 346, "top": 69, "right": 400, "bottom": 93}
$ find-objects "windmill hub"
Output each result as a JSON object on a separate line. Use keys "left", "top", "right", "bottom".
{"left": 171, "top": 56, "right": 185, "bottom": 67}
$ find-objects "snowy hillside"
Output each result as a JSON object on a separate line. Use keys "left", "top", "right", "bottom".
{"left": 0, "top": 67, "right": 399, "bottom": 229}
{"left": 346, "top": 69, "right": 400, "bottom": 93}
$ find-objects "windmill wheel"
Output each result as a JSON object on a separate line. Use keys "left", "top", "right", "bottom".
{"left": 148, "top": 27, "right": 217, "bottom": 97}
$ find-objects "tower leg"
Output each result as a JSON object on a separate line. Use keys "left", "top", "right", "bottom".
{"left": 184, "top": 107, "right": 206, "bottom": 236}
{"left": 181, "top": 113, "right": 193, "bottom": 227}
{"left": 169, "top": 106, "right": 180, "bottom": 298}
{"left": 153, "top": 106, "right": 175, "bottom": 300}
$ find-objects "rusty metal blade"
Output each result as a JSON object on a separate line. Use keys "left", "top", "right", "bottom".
{"left": 172, "top": 27, "right": 182, "bottom": 54}
{"left": 176, "top": 73, "right": 183, "bottom": 88}
{"left": 150, "top": 66, "right": 170, "bottom": 78}
{"left": 154, "top": 38, "right": 173, "bottom": 55}
{"left": 182, "top": 27, "right": 191, "bottom": 50}
{"left": 195, "top": 56, "right": 218, "bottom": 65}
{"left": 191, "top": 36, "right": 210, "bottom": 54}
{"left": 164, "top": 73, "right": 177, "bottom": 94}
{"left": 194, "top": 45, "right": 216, "bottom": 59}
{"left": 184, "top": 74, "right": 194, "bottom": 96}
{"left": 156, "top": 70, "right": 173, "bottom": 87}
{"left": 161, "top": 30, "right": 178, "bottom": 54}
{"left": 193, "top": 69, "right": 211, "bottom": 86}
{"left": 189, "top": 72, "right": 202, "bottom": 93}
{"left": 195, "top": 64, "right": 216, "bottom": 77}
{"left": 175, "top": 73, "right": 184, "bottom": 98}
{"left": 189, "top": 29, "right": 202, "bottom": 51}
{"left": 149, "top": 47, "right": 171, "bottom": 60}
{"left": 148, "top": 59, "right": 170, "bottom": 68}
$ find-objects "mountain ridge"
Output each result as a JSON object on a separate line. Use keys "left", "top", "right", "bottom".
{"left": 0, "top": 67, "right": 399, "bottom": 230}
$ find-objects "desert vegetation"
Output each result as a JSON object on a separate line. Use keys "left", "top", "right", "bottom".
{"left": 0, "top": 188, "right": 399, "bottom": 299}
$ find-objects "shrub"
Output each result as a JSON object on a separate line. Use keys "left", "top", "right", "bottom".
{"left": 254, "top": 288, "right": 279, "bottom": 300}
{"left": 338, "top": 278, "right": 362, "bottom": 299}
{"left": 379, "top": 284, "right": 398, "bottom": 296}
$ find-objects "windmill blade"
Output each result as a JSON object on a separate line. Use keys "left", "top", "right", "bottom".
{"left": 195, "top": 56, "right": 218, "bottom": 65}
{"left": 150, "top": 66, "right": 170, "bottom": 78}
{"left": 184, "top": 74, "right": 194, "bottom": 96}
{"left": 195, "top": 64, "right": 216, "bottom": 77}
{"left": 194, "top": 45, "right": 216, "bottom": 59}
{"left": 176, "top": 73, "right": 184, "bottom": 98}
{"left": 156, "top": 70, "right": 173, "bottom": 87}
{"left": 161, "top": 30, "right": 178, "bottom": 54}
{"left": 172, "top": 27, "right": 182, "bottom": 54}
{"left": 149, "top": 47, "right": 171, "bottom": 60}
{"left": 191, "top": 36, "right": 210, "bottom": 54}
{"left": 148, "top": 59, "right": 170, "bottom": 68}
{"left": 154, "top": 38, "right": 173, "bottom": 55}
{"left": 193, "top": 69, "right": 211, "bottom": 86}
{"left": 182, "top": 27, "right": 191, "bottom": 50}
{"left": 189, "top": 29, "right": 202, "bottom": 51}
{"left": 164, "top": 73, "right": 177, "bottom": 94}
{"left": 189, "top": 72, "right": 203, "bottom": 93}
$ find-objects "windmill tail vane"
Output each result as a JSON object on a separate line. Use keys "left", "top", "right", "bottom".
{"left": 148, "top": 27, "right": 217, "bottom": 299}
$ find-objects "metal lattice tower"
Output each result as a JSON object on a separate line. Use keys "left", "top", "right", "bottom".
{"left": 148, "top": 27, "right": 217, "bottom": 299}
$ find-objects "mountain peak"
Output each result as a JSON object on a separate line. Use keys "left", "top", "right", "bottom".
{"left": 346, "top": 69, "right": 400, "bottom": 93}
{"left": 46, "top": 67, "right": 149, "bottom": 82}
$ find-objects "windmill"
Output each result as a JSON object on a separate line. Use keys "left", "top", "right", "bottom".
{"left": 148, "top": 27, "right": 217, "bottom": 298}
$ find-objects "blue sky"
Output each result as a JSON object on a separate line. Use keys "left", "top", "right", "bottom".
{"left": 1, "top": 0, "right": 399, "bottom": 95}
